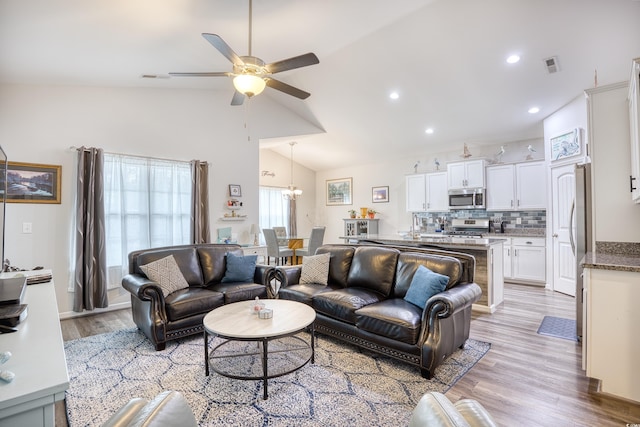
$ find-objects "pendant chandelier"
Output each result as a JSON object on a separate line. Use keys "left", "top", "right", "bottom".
{"left": 283, "top": 142, "right": 302, "bottom": 200}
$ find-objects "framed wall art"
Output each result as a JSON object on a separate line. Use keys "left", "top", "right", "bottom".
{"left": 326, "top": 177, "right": 352, "bottom": 205}
{"left": 228, "top": 184, "right": 242, "bottom": 197}
{"left": 4, "top": 162, "right": 61, "bottom": 204}
{"left": 372, "top": 186, "right": 389, "bottom": 203}
{"left": 550, "top": 128, "right": 582, "bottom": 162}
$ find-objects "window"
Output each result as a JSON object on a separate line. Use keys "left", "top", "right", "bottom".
{"left": 259, "top": 186, "right": 289, "bottom": 243}
{"left": 104, "top": 154, "right": 192, "bottom": 288}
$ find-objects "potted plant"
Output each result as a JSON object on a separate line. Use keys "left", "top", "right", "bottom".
{"left": 348, "top": 209, "right": 357, "bottom": 218}
{"left": 367, "top": 209, "right": 377, "bottom": 219}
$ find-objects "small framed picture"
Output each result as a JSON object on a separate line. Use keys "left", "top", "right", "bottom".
{"left": 326, "top": 177, "right": 352, "bottom": 205}
{"left": 4, "top": 162, "right": 62, "bottom": 204}
{"left": 229, "top": 184, "right": 242, "bottom": 197}
{"left": 372, "top": 186, "right": 389, "bottom": 203}
{"left": 551, "top": 128, "right": 582, "bottom": 162}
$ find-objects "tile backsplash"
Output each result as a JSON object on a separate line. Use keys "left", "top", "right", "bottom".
{"left": 416, "top": 210, "right": 546, "bottom": 231}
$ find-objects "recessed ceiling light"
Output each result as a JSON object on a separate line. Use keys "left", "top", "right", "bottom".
{"left": 425, "top": 128, "right": 434, "bottom": 134}
{"left": 506, "top": 55, "right": 520, "bottom": 64}
{"left": 389, "top": 91, "right": 399, "bottom": 100}
{"left": 528, "top": 106, "right": 540, "bottom": 114}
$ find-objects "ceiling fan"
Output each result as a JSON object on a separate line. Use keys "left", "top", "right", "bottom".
{"left": 169, "top": 0, "right": 319, "bottom": 106}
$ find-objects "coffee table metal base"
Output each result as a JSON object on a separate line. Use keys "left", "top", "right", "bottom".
{"left": 204, "top": 325, "right": 315, "bottom": 400}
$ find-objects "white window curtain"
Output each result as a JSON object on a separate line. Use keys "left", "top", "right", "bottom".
{"left": 259, "top": 186, "right": 290, "bottom": 244}
{"left": 103, "top": 154, "right": 192, "bottom": 289}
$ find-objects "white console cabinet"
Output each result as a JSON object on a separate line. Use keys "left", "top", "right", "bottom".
{"left": 0, "top": 272, "right": 69, "bottom": 427}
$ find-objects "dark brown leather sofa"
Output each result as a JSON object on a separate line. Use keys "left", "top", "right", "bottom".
{"left": 275, "top": 244, "right": 482, "bottom": 378}
{"left": 122, "top": 244, "right": 271, "bottom": 350}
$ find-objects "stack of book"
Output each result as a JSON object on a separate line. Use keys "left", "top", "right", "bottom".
{"left": 26, "top": 272, "right": 52, "bottom": 285}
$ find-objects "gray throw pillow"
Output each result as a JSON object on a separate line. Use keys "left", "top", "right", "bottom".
{"left": 300, "top": 252, "right": 331, "bottom": 285}
{"left": 140, "top": 255, "right": 189, "bottom": 297}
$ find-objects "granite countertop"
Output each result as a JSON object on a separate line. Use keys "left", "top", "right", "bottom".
{"left": 339, "top": 234, "right": 505, "bottom": 249}
{"left": 581, "top": 242, "right": 640, "bottom": 273}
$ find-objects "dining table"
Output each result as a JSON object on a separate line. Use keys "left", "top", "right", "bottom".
{"left": 282, "top": 236, "right": 308, "bottom": 265}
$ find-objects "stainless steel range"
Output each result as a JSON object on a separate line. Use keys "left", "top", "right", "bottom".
{"left": 443, "top": 218, "right": 490, "bottom": 238}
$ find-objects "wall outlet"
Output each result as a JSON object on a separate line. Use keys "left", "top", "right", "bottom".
{"left": 22, "top": 222, "right": 32, "bottom": 234}
{"left": 516, "top": 217, "right": 522, "bottom": 225}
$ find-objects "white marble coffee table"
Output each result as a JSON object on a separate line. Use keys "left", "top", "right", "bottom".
{"left": 203, "top": 299, "right": 316, "bottom": 399}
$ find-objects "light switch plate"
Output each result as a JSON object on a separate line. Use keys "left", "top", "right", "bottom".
{"left": 22, "top": 222, "right": 32, "bottom": 234}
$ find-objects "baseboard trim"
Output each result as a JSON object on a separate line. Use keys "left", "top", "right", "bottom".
{"left": 59, "top": 301, "right": 131, "bottom": 320}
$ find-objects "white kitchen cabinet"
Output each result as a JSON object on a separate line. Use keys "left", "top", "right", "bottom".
{"left": 486, "top": 164, "right": 516, "bottom": 210}
{"left": 628, "top": 58, "right": 640, "bottom": 203}
{"left": 511, "top": 237, "right": 546, "bottom": 283}
{"left": 585, "top": 267, "right": 640, "bottom": 402}
{"left": 406, "top": 174, "right": 426, "bottom": 212}
{"left": 499, "top": 237, "right": 545, "bottom": 284}
{"left": 486, "top": 161, "right": 546, "bottom": 211}
{"left": 447, "top": 160, "right": 485, "bottom": 189}
{"left": 405, "top": 172, "right": 448, "bottom": 212}
{"left": 503, "top": 242, "right": 513, "bottom": 279}
{"left": 425, "top": 172, "right": 448, "bottom": 211}
{"left": 515, "top": 162, "right": 547, "bottom": 209}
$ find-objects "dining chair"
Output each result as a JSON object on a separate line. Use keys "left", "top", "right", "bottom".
{"left": 273, "top": 226, "right": 288, "bottom": 246}
{"left": 297, "top": 226, "right": 326, "bottom": 257}
{"left": 263, "top": 228, "right": 294, "bottom": 265}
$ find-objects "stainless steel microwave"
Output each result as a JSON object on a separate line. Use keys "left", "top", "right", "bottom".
{"left": 448, "top": 188, "right": 485, "bottom": 209}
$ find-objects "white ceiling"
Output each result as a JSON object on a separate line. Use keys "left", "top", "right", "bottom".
{"left": 1, "top": 0, "right": 639, "bottom": 171}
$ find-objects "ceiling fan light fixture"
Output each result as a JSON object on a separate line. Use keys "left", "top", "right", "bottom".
{"left": 233, "top": 74, "right": 266, "bottom": 97}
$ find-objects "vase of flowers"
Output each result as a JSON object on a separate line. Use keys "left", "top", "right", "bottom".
{"left": 367, "top": 209, "right": 377, "bottom": 219}
{"left": 348, "top": 209, "right": 357, "bottom": 219}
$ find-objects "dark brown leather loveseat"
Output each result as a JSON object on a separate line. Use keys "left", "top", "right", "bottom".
{"left": 122, "top": 244, "right": 272, "bottom": 350}
{"left": 275, "top": 244, "right": 482, "bottom": 379}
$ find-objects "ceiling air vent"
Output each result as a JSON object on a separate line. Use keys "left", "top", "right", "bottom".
{"left": 544, "top": 56, "right": 560, "bottom": 74}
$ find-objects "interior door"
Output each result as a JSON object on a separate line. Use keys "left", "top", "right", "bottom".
{"left": 551, "top": 164, "right": 576, "bottom": 296}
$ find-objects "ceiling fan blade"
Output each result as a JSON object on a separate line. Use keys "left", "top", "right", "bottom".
{"left": 202, "top": 33, "right": 243, "bottom": 65}
{"left": 265, "top": 53, "right": 319, "bottom": 74}
{"left": 168, "top": 72, "right": 231, "bottom": 77}
{"left": 231, "top": 90, "right": 245, "bottom": 106}
{"left": 265, "top": 78, "right": 311, "bottom": 100}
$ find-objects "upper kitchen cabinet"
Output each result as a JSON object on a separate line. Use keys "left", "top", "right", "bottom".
{"left": 447, "top": 160, "right": 485, "bottom": 189}
{"left": 486, "top": 161, "right": 546, "bottom": 211}
{"left": 629, "top": 58, "right": 640, "bottom": 203}
{"left": 406, "top": 174, "right": 426, "bottom": 212}
{"left": 405, "top": 172, "right": 448, "bottom": 212}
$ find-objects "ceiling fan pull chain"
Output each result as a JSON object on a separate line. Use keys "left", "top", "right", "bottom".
{"left": 248, "top": 0, "right": 253, "bottom": 56}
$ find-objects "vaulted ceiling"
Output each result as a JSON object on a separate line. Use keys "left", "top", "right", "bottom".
{"left": 1, "top": 0, "right": 639, "bottom": 171}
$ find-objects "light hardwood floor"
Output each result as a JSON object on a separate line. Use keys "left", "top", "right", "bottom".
{"left": 56, "top": 283, "right": 640, "bottom": 426}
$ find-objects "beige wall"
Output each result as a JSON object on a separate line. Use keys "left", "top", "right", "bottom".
{"left": 0, "top": 83, "right": 321, "bottom": 316}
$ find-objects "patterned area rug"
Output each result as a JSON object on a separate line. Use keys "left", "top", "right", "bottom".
{"left": 64, "top": 328, "right": 490, "bottom": 426}
{"left": 537, "top": 316, "right": 578, "bottom": 341}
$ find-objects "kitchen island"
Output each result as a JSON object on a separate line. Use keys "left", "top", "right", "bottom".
{"left": 339, "top": 234, "right": 505, "bottom": 313}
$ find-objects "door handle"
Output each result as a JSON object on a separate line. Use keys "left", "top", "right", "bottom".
{"left": 552, "top": 233, "right": 558, "bottom": 238}
{"left": 569, "top": 201, "right": 576, "bottom": 255}
{"left": 631, "top": 175, "right": 637, "bottom": 192}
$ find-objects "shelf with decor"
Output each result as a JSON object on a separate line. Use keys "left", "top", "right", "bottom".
{"left": 220, "top": 198, "right": 246, "bottom": 220}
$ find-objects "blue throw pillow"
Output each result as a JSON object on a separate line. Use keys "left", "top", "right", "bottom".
{"left": 221, "top": 253, "right": 258, "bottom": 283}
{"left": 403, "top": 265, "right": 449, "bottom": 308}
